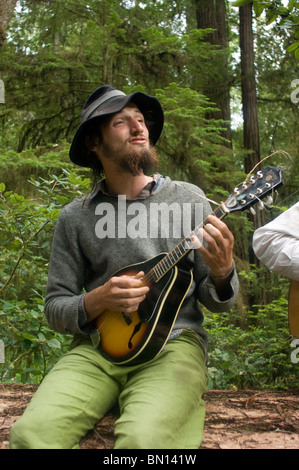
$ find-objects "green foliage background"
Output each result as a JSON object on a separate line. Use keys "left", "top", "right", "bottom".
{"left": 0, "top": 0, "right": 298, "bottom": 388}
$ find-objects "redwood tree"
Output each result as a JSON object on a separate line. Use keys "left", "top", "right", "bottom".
{"left": 239, "top": 3, "right": 265, "bottom": 227}
{"left": 194, "top": 0, "right": 232, "bottom": 147}
{"left": 239, "top": 2, "right": 265, "bottom": 302}
{"left": 0, "top": 0, "right": 18, "bottom": 46}
{"left": 239, "top": 2, "right": 261, "bottom": 176}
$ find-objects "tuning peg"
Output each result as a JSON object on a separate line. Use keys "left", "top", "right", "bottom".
{"left": 266, "top": 195, "right": 273, "bottom": 205}
{"left": 258, "top": 200, "right": 264, "bottom": 210}
{"left": 250, "top": 207, "right": 256, "bottom": 215}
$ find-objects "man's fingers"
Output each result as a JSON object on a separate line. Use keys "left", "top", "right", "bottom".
{"left": 206, "top": 215, "right": 234, "bottom": 240}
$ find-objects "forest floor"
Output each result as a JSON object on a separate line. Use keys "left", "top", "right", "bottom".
{"left": 0, "top": 383, "right": 298, "bottom": 450}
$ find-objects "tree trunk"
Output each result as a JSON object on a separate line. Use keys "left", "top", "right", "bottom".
{"left": 0, "top": 0, "right": 18, "bottom": 46}
{"left": 239, "top": 4, "right": 260, "bottom": 172}
{"left": 239, "top": 3, "right": 264, "bottom": 232}
{"left": 239, "top": 3, "right": 265, "bottom": 306}
{"left": 194, "top": 0, "right": 232, "bottom": 147}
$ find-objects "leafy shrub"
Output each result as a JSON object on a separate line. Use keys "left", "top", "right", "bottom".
{"left": 0, "top": 171, "right": 91, "bottom": 383}
{"left": 205, "top": 296, "right": 299, "bottom": 390}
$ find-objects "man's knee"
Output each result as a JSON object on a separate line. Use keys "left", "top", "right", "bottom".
{"left": 10, "top": 410, "right": 67, "bottom": 449}
{"left": 10, "top": 414, "right": 37, "bottom": 449}
{"left": 114, "top": 417, "right": 178, "bottom": 449}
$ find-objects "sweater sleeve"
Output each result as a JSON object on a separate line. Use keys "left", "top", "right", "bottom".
{"left": 197, "top": 267, "right": 239, "bottom": 312}
{"left": 44, "top": 207, "right": 95, "bottom": 336}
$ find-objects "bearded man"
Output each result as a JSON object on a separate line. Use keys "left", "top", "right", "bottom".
{"left": 10, "top": 85, "right": 239, "bottom": 449}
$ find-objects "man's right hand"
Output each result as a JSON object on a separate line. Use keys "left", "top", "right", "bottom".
{"left": 84, "top": 271, "right": 149, "bottom": 323}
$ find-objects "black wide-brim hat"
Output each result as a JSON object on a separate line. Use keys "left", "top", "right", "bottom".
{"left": 69, "top": 85, "right": 164, "bottom": 167}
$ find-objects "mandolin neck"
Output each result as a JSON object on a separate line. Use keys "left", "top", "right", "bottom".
{"left": 144, "top": 203, "right": 228, "bottom": 285}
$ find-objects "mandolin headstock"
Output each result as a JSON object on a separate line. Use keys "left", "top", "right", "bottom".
{"left": 224, "top": 166, "right": 284, "bottom": 214}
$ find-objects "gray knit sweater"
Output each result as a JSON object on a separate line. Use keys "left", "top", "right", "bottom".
{"left": 45, "top": 176, "right": 239, "bottom": 352}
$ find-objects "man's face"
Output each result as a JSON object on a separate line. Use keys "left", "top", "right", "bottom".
{"left": 101, "top": 103, "right": 150, "bottom": 150}
{"left": 97, "top": 103, "right": 157, "bottom": 175}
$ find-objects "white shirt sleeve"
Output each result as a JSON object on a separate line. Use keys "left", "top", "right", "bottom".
{"left": 252, "top": 202, "right": 299, "bottom": 281}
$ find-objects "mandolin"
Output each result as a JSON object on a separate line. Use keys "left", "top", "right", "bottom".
{"left": 288, "top": 280, "right": 299, "bottom": 336}
{"left": 96, "top": 166, "right": 284, "bottom": 365}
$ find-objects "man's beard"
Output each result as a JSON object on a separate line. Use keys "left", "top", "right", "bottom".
{"left": 102, "top": 143, "right": 158, "bottom": 176}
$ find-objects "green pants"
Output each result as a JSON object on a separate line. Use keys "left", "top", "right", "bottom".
{"left": 10, "top": 329, "right": 207, "bottom": 449}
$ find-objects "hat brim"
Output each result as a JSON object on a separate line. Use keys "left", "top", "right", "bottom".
{"left": 69, "top": 91, "right": 164, "bottom": 167}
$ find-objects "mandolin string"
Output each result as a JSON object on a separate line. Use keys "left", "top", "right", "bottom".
{"left": 97, "top": 309, "right": 123, "bottom": 331}
{"left": 143, "top": 205, "right": 226, "bottom": 284}
{"left": 244, "top": 150, "right": 289, "bottom": 182}
{"left": 144, "top": 216, "right": 215, "bottom": 284}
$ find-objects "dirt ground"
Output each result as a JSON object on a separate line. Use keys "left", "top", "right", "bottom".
{"left": 0, "top": 383, "right": 298, "bottom": 449}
